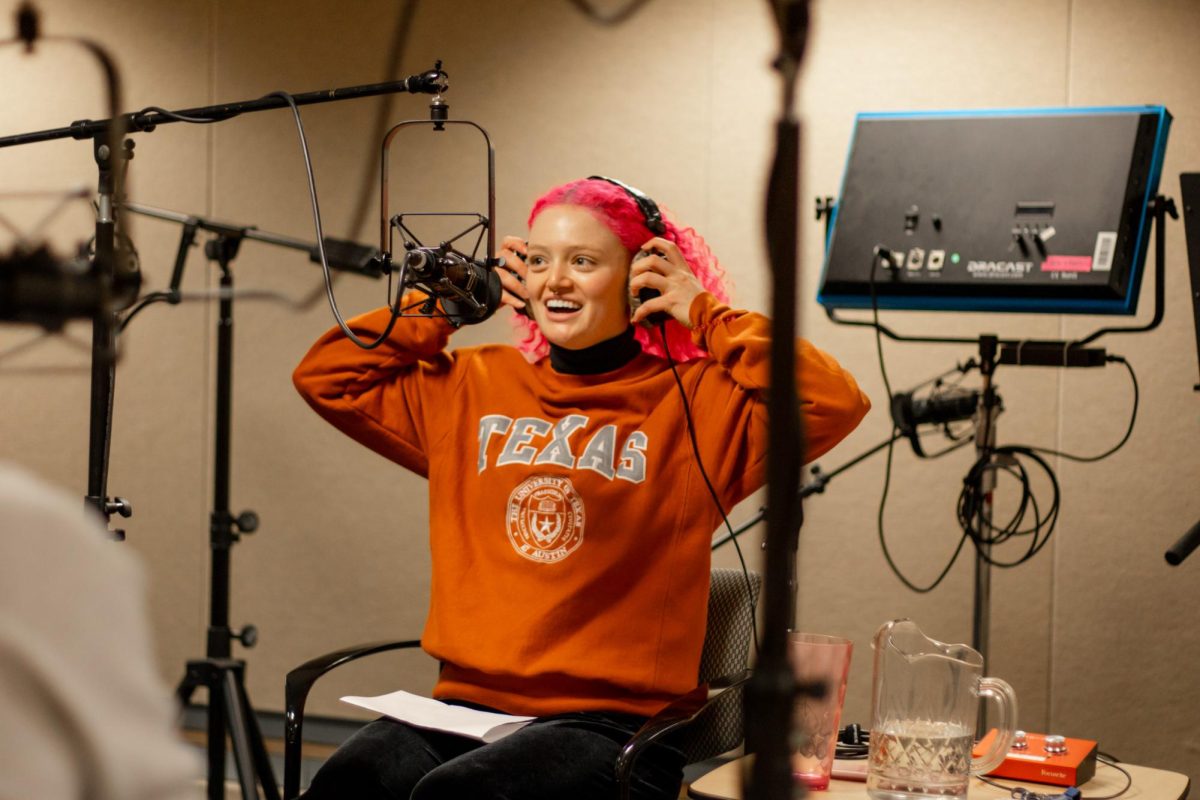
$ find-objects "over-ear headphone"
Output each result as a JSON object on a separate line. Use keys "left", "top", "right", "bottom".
{"left": 587, "top": 175, "right": 666, "bottom": 236}
{"left": 587, "top": 175, "right": 669, "bottom": 325}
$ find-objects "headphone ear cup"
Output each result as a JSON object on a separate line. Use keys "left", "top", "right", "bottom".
{"left": 513, "top": 250, "right": 533, "bottom": 318}
{"left": 637, "top": 287, "right": 670, "bottom": 326}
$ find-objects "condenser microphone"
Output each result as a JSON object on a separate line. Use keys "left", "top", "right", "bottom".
{"left": 891, "top": 388, "right": 981, "bottom": 435}
{"left": 402, "top": 246, "right": 501, "bottom": 325}
{"left": 1, "top": 244, "right": 139, "bottom": 329}
{"left": 891, "top": 387, "right": 980, "bottom": 456}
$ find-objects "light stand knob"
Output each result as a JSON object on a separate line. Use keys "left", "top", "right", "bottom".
{"left": 105, "top": 497, "right": 133, "bottom": 518}
{"left": 234, "top": 625, "right": 258, "bottom": 648}
{"left": 235, "top": 510, "right": 259, "bottom": 534}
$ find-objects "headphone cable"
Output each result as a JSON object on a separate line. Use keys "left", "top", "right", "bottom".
{"left": 658, "top": 321, "right": 761, "bottom": 654}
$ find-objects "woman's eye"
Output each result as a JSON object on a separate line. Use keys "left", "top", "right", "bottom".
{"left": 527, "top": 256, "right": 548, "bottom": 270}
{"left": 573, "top": 256, "right": 593, "bottom": 267}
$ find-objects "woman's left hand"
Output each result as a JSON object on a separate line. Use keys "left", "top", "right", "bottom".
{"left": 629, "top": 237, "right": 705, "bottom": 328}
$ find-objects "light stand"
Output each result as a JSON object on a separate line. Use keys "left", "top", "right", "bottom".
{"left": 818, "top": 195, "right": 1177, "bottom": 667}
{"left": 970, "top": 336, "right": 999, "bottom": 677}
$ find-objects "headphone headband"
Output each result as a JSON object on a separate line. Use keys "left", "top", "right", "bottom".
{"left": 587, "top": 175, "right": 666, "bottom": 236}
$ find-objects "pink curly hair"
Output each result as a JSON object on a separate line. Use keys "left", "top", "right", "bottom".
{"left": 511, "top": 177, "right": 730, "bottom": 362}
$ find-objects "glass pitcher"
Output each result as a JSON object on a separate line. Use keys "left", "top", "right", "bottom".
{"left": 867, "top": 620, "right": 1017, "bottom": 800}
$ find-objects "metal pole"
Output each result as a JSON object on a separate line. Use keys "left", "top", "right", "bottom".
{"left": 0, "top": 67, "right": 448, "bottom": 149}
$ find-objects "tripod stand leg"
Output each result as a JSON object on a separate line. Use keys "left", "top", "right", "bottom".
{"left": 208, "top": 679, "right": 228, "bottom": 800}
{"left": 222, "top": 670, "right": 262, "bottom": 800}
{"left": 236, "top": 672, "right": 281, "bottom": 800}
{"left": 177, "top": 667, "right": 198, "bottom": 708}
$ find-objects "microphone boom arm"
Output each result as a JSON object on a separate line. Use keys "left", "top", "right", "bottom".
{"left": 0, "top": 65, "right": 450, "bottom": 149}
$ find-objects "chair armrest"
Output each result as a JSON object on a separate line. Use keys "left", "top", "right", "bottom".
{"left": 283, "top": 639, "right": 421, "bottom": 799}
{"left": 286, "top": 639, "right": 423, "bottom": 707}
{"left": 614, "top": 669, "right": 752, "bottom": 800}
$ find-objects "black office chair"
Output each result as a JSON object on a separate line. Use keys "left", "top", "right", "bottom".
{"left": 282, "top": 567, "right": 761, "bottom": 799}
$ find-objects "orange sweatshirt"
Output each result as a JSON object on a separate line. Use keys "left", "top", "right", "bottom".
{"left": 293, "top": 292, "right": 869, "bottom": 717}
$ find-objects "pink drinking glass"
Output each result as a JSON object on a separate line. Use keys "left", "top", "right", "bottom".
{"left": 790, "top": 632, "right": 854, "bottom": 790}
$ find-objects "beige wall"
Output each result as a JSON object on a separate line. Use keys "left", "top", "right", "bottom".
{"left": 2, "top": 0, "right": 1197, "bottom": 779}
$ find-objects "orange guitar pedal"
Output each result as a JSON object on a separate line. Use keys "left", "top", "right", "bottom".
{"left": 974, "top": 730, "right": 1098, "bottom": 787}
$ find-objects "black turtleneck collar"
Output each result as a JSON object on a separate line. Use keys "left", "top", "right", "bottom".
{"left": 549, "top": 325, "right": 642, "bottom": 375}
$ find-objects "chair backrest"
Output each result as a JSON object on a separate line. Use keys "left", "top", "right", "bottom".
{"left": 678, "top": 568, "right": 762, "bottom": 764}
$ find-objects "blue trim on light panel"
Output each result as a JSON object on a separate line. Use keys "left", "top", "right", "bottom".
{"left": 854, "top": 105, "right": 1164, "bottom": 121}
{"left": 1119, "top": 106, "right": 1172, "bottom": 315}
{"left": 820, "top": 292, "right": 1141, "bottom": 315}
{"left": 816, "top": 105, "right": 1171, "bottom": 315}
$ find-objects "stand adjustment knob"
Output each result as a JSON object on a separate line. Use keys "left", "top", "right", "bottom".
{"left": 235, "top": 510, "right": 259, "bottom": 534}
{"left": 105, "top": 497, "right": 133, "bottom": 518}
{"left": 234, "top": 625, "right": 258, "bottom": 648}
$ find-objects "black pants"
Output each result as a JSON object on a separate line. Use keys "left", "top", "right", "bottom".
{"left": 300, "top": 710, "right": 685, "bottom": 800}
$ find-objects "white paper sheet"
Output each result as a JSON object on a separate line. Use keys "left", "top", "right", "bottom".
{"left": 341, "top": 690, "right": 535, "bottom": 743}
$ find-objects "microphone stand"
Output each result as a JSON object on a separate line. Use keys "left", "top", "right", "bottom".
{"left": 3, "top": 5, "right": 137, "bottom": 538}
{"left": 175, "top": 224, "right": 280, "bottom": 800}
{"left": 713, "top": 431, "right": 906, "bottom": 633}
{"left": 0, "top": 62, "right": 447, "bottom": 541}
{"left": 1, "top": 41, "right": 446, "bottom": 796}
{"left": 117, "top": 204, "right": 384, "bottom": 800}
{"left": 713, "top": 430, "right": 907, "bottom": 550}
{"left": 747, "top": 2, "right": 811, "bottom": 798}
{"left": 1165, "top": 519, "right": 1200, "bottom": 566}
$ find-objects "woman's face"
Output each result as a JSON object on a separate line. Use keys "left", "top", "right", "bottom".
{"left": 525, "top": 204, "right": 632, "bottom": 350}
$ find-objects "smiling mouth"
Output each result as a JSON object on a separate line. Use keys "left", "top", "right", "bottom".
{"left": 543, "top": 299, "right": 582, "bottom": 316}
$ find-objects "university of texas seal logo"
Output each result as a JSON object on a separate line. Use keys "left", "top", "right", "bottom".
{"left": 506, "top": 475, "right": 585, "bottom": 563}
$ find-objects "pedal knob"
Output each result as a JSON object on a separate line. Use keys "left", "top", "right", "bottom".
{"left": 1044, "top": 735, "right": 1068, "bottom": 755}
{"left": 1012, "top": 730, "right": 1029, "bottom": 750}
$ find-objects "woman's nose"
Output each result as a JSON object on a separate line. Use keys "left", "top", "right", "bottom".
{"left": 546, "top": 261, "right": 572, "bottom": 291}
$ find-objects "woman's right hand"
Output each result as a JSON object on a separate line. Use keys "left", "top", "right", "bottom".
{"left": 496, "top": 235, "right": 531, "bottom": 313}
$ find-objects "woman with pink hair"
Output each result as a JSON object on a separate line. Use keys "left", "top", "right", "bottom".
{"left": 294, "top": 177, "right": 870, "bottom": 799}
{"left": 504, "top": 176, "right": 731, "bottom": 364}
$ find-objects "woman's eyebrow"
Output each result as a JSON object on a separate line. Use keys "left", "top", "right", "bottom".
{"left": 525, "top": 244, "right": 606, "bottom": 256}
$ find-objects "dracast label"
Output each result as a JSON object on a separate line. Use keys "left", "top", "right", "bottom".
{"left": 967, "top": 260, "right": 1034, "bottom": 275}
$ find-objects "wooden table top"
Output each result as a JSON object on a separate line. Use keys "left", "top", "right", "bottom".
{"left": 688, "top": 757, "right": 1190, "bottom": 800}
